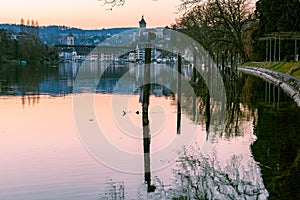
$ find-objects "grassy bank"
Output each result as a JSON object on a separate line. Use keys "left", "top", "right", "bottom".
{"left": 241, "top": 62, "right": 300, "bottom": 79}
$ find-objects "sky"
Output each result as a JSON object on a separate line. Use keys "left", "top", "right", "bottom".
{"left": 0, "top": 0, "right": 182, "bottom": 29}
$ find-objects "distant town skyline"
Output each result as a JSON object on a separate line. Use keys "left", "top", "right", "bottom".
{"left": 1, "top": 0, "right": 182, "bottom": 29}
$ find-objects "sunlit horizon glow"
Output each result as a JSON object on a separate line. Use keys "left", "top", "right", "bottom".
{"left": 0, "top": 0, "right": 182, "bottom": 29}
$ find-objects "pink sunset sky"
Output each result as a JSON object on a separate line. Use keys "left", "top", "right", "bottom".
{"left": 0, "top": 0, "right": 183, "bottom": 29}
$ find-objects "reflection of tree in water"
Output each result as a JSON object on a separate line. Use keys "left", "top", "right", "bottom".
{"left": 98, "top": 179, "right": 125, "bottom": 200}
{"left": 19, "top": 64, "right": 57, "bottom": 106}
{"left": 21, "top": 95, "right": 40, "bottom": 107}
{"left": 219, "top": 73, "right": 300, "bottom": 199}
{"left": 153, "top": 148, "right": 268, "bottom": 199}
{"left": 182, "top": 71, "right": 210, "bottom": 127}
{"left": 0, "top": 64, "right": 70, "bottom": 106}
{"left": 146, "top": 67, "right": 300, "bottom": 199}
{"left": 222, "top": 74, "right": 260, "bottom": 138}
{"left": 98, "top": 149, "right": 268, "bottom": 199}
{"left": 251, "top": 103, "right": 300, "bottom": 199}
{"left": 183, "top": 71, "right": 259, "bottom": 139}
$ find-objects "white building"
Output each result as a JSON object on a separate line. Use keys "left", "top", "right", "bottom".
{"left": 67, "top": 32, "right": 74, "bottom": 45}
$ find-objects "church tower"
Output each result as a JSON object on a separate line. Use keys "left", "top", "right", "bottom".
{"left": 139, "top": 15, "right": 146, "bottom": 28}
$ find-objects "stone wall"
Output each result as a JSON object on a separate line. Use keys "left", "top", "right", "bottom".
{"left": 238, "top": 66, "right": 300, "bottom": 107}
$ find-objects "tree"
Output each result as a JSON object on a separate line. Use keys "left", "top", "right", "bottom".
{"left": 98, "top": 0, "right": 163, "bottom": 9}
{"left": 253, "top": 0, "right": 300, "bottom": 61}
{"left": 0, "top": 29, "right": 18, "bottom": 61}
{"left": 20, "top": 18, "right": 25, "bottom": 33}
{"left": 251, "top": 101, "right": 300, "bottom": 199}
{"left": 175, "top": 0, "right": 256, "bottom": 61}
{"left": 255, "top": 0, "right": 300, "bottom": 34}
{"left": 98, "top": 0, "right": 125, "bottom": 9}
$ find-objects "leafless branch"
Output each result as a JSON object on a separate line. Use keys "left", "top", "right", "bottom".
{"left": 98, "top": 0, "right": 125, "bottom": 10}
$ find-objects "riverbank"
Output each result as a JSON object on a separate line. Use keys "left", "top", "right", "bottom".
{"left": 238, "top": 66, "right": 300, "bottom": 107}
{"left": 0, "top": 59, "right": 59, "bottom": 66}
{"left": 241, "top": 61, "right": 300, "bottom": 78}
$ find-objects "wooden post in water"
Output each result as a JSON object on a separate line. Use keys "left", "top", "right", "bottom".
{"left": 192, "top": 53, "right": 197, "bottom": 122}
{"left": 143, "top": 43, "right": 151, "bottom": 190}
{"left": 192, "top": 53, "right": 197, "bottom": 83}
{"left": 177, "top": 53, "right": 182, "bottom": 135}
{"left": 205, "top": 54, "right": 211, "bottom": 133}
{"left": 142, "top": 42, "right": 155, "bottom": 193}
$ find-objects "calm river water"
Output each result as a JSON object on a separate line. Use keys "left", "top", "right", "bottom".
{"left": 0, "top": 62, "right": 299, "bottom": 199}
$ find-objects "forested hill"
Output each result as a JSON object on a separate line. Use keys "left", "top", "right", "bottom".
{"left": 0, "top": 24, "right": 134, "bottom": 45}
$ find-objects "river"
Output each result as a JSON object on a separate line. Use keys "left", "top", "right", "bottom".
{"left": 0, "top": 62, "right": 299, "bottom": 199}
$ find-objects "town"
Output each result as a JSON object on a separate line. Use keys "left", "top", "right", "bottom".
{"left": 0, "top": 16, "right": 181, "bottom": 65}
{"left": 1, "top": 0, "right": 300, "bottom": 199}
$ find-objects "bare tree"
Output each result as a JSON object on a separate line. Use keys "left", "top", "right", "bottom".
{"left": 98, "top": 0, "right": 125, "bottom": 9}
{"left": 176, "top": 0, "right": 256, "bottom": 61}
{"left": 98, "top": 0, "right": 159, "bottom": 9}
{"left": 177, "top": 0, "right": 206, "bottom": 11}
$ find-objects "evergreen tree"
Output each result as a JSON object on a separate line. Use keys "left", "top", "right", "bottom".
{"left": 256, "top": 0, "right": 300, "bottom": 34}
{"left": 254, "top": 0, "right": 300, "bottom": 61}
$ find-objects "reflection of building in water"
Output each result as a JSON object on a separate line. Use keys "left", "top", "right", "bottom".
{"left": 63, "top": 61, "right": 193, "bottom": 95}
{"left": 0, "top": 61, "right": 194, "bottom": 96}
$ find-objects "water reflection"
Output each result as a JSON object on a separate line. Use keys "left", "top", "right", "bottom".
{"left": 0, "top": 63, "right": 74, "bottom": 96}
{"left": 0, "top": 62, "right": 299, "bottom": 199}
{"left": 0, "top": 62, "right": 184, "bottom": 97}
{"left": 157, "top": 149, "right": 268, "bottom": 199}
{"left": 247, "top": 76, "right": 300, "bottom": 199}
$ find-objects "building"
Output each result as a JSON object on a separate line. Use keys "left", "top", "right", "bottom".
{"left": 139, "top": 15, "right": 147, "bottom": 29}
{"left": 67, "top": 32, "right": 74, "bottom": 45}
{"left": 135, "top": 16, "right": 147, "bottom": 62}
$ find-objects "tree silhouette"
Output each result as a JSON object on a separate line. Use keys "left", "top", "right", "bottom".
{"left": 155, "top": 149, "right": 268, "bottom": 199}
{"left": 98, "top": 0, "right": 159, "bottom": 9}
{"left": 175, "top": 0, "right": 256, "bottom": 61}
{"left": 98, "top": 0, "right": 125, "bottom": 9}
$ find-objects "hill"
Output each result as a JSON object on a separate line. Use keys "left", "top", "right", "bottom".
{"left": 0, "top": 24, "right": 134, "bottom": 46}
